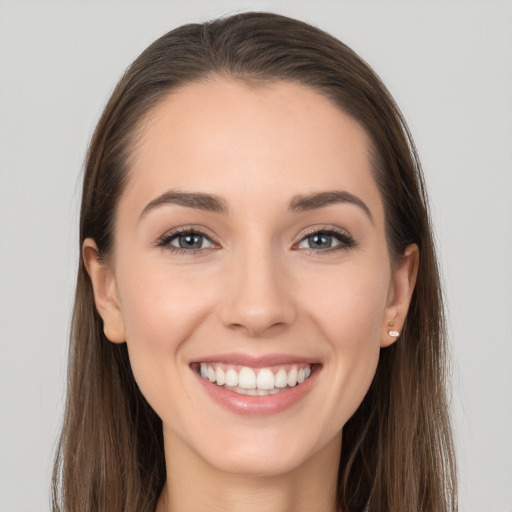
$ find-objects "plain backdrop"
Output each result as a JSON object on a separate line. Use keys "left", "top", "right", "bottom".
{"left": 1, "top": 1, "right": 511, "bottom": 511}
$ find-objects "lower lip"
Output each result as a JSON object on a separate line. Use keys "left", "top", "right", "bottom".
{"left": 193, "top": 367, "right": 319, "bottom": 417}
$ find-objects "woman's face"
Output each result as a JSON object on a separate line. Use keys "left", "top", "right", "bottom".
{"left": 86, "top": 78, "right": 416, "bottom": 477}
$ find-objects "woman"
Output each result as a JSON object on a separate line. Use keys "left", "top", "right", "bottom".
{"left": 52, "top": 11, "right": 457, "bottom": 512}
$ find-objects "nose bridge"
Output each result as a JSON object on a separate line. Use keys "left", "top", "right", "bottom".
{"left": 220, "top": 233, "right": 296, "bottom": 336}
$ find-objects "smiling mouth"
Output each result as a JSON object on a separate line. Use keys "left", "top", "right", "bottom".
{"left": 193, "top": 362, "right": 314, "bottom": 396}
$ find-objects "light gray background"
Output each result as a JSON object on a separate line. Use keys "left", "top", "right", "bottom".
{"left": 1, "top": 1, "right": 511, "bottom": 511}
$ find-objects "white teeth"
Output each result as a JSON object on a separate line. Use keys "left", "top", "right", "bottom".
{"left": 238, "top": 367, "right": 257, "bottom": 389}
{"left": 198, "top": 363, "right": 313, "bottom": 395}
{"left": 287, "top": 367, "right": 298, "bottom": 387}
{"left": 274, "top": 368, "right": 288, "bottom": 388}
{"left": 216, "top": 367, "right": 226, "bottom": 386}
{"left": 256, "top": 368, "right": 275, "bottom": 390}
{"left": 225, "top": 368, "right": 239, "bottom": 387}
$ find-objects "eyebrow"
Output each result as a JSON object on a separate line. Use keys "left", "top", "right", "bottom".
{"left": 288, "top": 191, "right": 373, "bottom": 223}
{"left": 139, "top": 189, "right": 373, "bottom": 223}
{"left": 140, "top": 191, "right": 229, "bottom": 219}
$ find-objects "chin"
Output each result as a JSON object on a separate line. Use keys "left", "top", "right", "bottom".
{"left": 206, "top": 449, "right": 310, "bottom": 477}
{"left": 195, "top": 427, "right": 332, "bottom": 478}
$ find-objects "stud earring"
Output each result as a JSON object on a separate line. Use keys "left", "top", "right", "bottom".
{"left": 388, "top": 315, "right": 399, "bottom": 338}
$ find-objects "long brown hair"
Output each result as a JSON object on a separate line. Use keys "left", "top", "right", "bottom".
{"left": 52, "top": 12, "right": 457, "bottom": 512}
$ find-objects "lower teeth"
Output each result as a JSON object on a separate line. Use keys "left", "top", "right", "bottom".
{"left": 222, "top": 384, "right": 289, "bottom": 396}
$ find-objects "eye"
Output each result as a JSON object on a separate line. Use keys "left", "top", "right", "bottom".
{"left": 172, "top": 232, "right": 214, "bottom": 250}
{"left": 157, "top": 228, "right": 217, "bottom": 253}
{"left": 296, "top": 228, "right": 355, "bottom": 252}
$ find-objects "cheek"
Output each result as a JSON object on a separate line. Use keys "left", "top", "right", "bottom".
{"left": 118, "top": 254, "right": 217, "bottom": 339}
{"left": 115, "top": 261, "right": 217, "bottom": 411}
{"left": 302, "top": 263, "right": 389, "bottom": 418}
{"left": 305, "top": 261, "right": 389, "bottom": 346}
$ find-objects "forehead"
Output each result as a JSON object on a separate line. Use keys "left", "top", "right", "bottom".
{"left": 123, "top": 77, "right": 383, "bottom": 221}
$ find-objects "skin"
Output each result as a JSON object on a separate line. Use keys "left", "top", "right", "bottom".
{"left": 84, "top": 78, "right": 418, "bottom": 512}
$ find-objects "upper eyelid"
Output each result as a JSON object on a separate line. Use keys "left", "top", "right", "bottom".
{"left": 295, "top": 225, "right": 352, "bottom": 242}
{"left": 160, "top": 225, "right": 217, "bottom": 240}
{"left": 298, "top": 225, "right": 349, "bottom": 236}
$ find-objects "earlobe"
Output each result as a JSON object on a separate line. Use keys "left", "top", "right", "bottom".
{"left": 380, "top": 244, "right": 419, "bottom": 348}
{"left": 82, "top": 238, "right": 126, "bottom": 344}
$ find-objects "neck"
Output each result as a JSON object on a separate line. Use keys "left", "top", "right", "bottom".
{"left": 156, "top": 431, "right": 341, "bottom": 512}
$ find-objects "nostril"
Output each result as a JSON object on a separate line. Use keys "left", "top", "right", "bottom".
{"left": 219, "top": 291, "right": 297, "bottom": 337}
{"left": 226, "top": 319, "right": 290, "bottom": 338}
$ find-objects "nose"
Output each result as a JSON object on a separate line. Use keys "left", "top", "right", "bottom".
{"left": 218, "top": 243, "right": 297, "bottom": 337}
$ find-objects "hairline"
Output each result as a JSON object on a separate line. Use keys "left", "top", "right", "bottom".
{"left": 108, "top": 72, "right": 397, "bottom": 260}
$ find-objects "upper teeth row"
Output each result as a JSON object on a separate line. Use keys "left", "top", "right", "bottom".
{"left": 200, "top": 363, "right": 312, "bottom": 391}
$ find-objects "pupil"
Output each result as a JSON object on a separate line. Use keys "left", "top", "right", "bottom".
{"left": 179, "top": 233, "right": 202, "bottom": 249}
{"left": 309, "top": 233, "right": 332, "bottom": 248}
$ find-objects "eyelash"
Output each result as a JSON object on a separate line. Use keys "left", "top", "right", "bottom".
{"left": 294, "top": 226, "right": 356, "bottom": 255}
{"left": 155, "top": 227, "right": 219, "bottom": 255}
{"left": 155, "top": 226, "right": 356, "bottom": 255}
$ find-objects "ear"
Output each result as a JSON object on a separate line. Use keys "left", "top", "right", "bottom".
{"left": 82, "top": 238, "right": 126, "bottom": 344}
{"left": 380, "top": 244, "right": 419, "bottom": 347}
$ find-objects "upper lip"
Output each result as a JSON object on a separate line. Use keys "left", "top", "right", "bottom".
{"left": 190, "top": 352, "right": 321, "bottom": 368}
